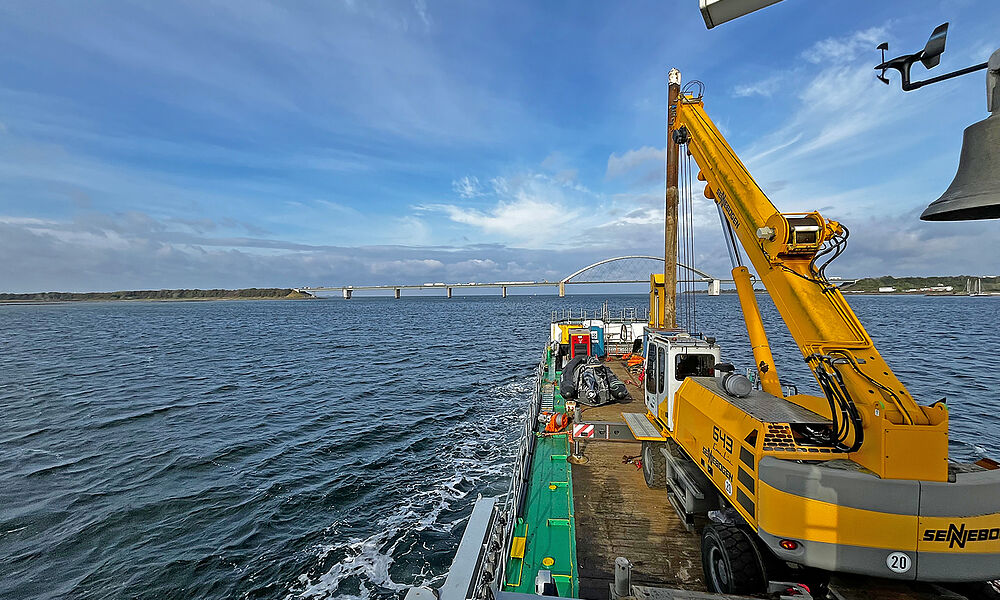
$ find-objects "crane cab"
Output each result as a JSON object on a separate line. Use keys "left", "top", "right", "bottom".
{"left": 643, "top": 330, "right": 720, "bottom": 430}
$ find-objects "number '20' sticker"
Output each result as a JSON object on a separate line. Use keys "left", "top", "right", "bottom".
{"left": 886, "top": 552, "right": 911, "bottom": 573}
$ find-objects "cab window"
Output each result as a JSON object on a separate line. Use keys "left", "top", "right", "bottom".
{"left": 675, "top": 353, "right": 714, "bottom": 380}
{"left": 657, "top": 346, "right": 666, "bottom": 393}
{"left": 645, "top": 350, "right": 656, "bottom": 394}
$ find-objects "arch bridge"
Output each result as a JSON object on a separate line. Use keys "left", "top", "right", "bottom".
{"left": 557, "top": 255, "right": 712, "bottom": 297}
{"left": 298, "top": 255, "right": 725, "bottom": 299}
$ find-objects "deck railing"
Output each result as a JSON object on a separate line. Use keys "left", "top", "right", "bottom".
{"left": 429, "top": 360, "right": 544, "bottom": 600}
{"left": 550, "top": 305, "right": 649, "bottom": 323}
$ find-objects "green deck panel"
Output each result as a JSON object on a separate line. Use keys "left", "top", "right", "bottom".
{"left": 503, "top": 355, "right": 579, "bottom": 597}
{"left": 552, "top": 371, "right": 567, "bottom": 412}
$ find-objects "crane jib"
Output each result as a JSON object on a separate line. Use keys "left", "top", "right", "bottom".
{"left": 672, "top": 92, "right": 947, "bottom": 481}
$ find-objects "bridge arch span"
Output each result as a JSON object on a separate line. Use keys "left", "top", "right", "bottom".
{"left": 560, "top": 255, "right": 711, "bottom": 284}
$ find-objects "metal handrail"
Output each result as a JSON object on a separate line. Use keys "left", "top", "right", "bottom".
{"left": 550, "top": 306, "right": 650, "bottom": 323}
{"left": 429, "top": 359, "right": 552, "bottom": 600}
{"left": 470, "top": 359, "right": 542, "bottom": 599}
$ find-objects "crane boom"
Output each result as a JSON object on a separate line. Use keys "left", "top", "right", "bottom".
{"left": 672, "top": 93, "right": 949, "bottom": 480}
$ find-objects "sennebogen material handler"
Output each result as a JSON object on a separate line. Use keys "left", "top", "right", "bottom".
{"left": 638, "top": 54, "right": 1000, "bottom": 596}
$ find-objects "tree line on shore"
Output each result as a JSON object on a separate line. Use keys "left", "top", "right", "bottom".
{"left": 841, "top": 275, "right": 998, "bottom": 293}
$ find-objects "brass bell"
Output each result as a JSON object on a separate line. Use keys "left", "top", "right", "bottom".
{"left": 922, "top": 49, "right": 1000, "bottom": 221}
{"left": 921, "top": 113, "right": 1000, "bottom": 221}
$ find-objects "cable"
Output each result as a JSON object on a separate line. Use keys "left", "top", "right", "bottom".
{"left": 828, "top": 350, "right": 914, "bottom": 425}
{"left": 807, "top": 354, "right": 865, "bottom": 452}
{"left": 676, "top": 141, "right": 699, "bottom": 335}
{"left": 681, "top": 80, "right": 705, "bottom": 100}
{"left": 688, "top": 147, "right": 697, "bottom": 333}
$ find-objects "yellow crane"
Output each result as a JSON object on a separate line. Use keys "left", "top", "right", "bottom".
{"left": 640, "top": 70, "right": 1000, "bottom": 596}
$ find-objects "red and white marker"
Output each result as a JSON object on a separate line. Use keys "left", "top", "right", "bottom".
{"left": 573, "top": 423, "right": 595, "bottom": 438}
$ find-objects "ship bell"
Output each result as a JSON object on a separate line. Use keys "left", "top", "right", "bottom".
{"left": 922, "top": 50, "right": 1000, "bottom": 221}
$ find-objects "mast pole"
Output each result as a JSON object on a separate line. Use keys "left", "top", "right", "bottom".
{"left": 664, "top": 68, "right": 681, "bottom": 329}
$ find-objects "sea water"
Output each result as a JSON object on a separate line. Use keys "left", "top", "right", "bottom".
{"left": 2, "top": 294, "right": 998, "bottom": 599}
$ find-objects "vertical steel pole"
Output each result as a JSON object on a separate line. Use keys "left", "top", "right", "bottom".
{"left": 664, "top": 69, "right": 681, "bottom": 329}
{"left": 613, "top": 557, "right": 632, "bottom": 599}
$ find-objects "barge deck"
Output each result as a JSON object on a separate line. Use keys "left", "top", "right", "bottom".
{"left": 572, "top": 360, "right": 703, "bottom": 598}
{"left": 411, "top": 346, "right": 985, "bottom": 600}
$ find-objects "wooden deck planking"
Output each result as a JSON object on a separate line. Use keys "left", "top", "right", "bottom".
{"left": 571, "top": 359, "right": 704, "bottom": 599}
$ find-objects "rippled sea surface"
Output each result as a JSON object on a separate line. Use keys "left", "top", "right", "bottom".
{"left": 2, "top": 294, "right": 998, "bottom": 600}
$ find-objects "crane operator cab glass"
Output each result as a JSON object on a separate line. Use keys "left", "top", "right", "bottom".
{"left": 644, "top": 331, "right": 721, "bottom": 430}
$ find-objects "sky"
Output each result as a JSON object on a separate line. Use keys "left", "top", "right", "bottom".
{"left": 1, "top": 0, "right": 998, "bottom": 293}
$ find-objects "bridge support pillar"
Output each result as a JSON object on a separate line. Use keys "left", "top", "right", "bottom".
{"left": 447, "top": 287, "right": 453, "bottom": 299}
{"left": 708, "top": 279, "right": 721, "bottom": 296}
{"left": 501, "top": 286, "right": 508, "bottom": 298}
{"left": 558, "top": 282, "right": 565, "bottom": 298}
{"left": 394, "top": 288, "right": 401, "bottom": 299}
{"left": 343, "top": 288, "right": 352, "bottom": 300}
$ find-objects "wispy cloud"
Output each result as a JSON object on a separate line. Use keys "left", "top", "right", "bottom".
{"left": 801, "top": 26, "right": 888, "bottom": 64}
{"left": 451, "top": 176, "right": 485, "bottom": 199}
{"left": 732, "top": 74, "right": 784, "bottom": 98}
{"left": 423, "top": 173, "right": 588, "bottom": 244}
{"left": 606, "top": 146, "right": 664, "bottom": 180}
{"left": 738, "top": 24, "right": 955, "bottom": 195}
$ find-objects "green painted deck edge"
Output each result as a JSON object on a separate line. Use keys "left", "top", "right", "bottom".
{"left": 503, "top": 353, "right": 580, "bottom": 597}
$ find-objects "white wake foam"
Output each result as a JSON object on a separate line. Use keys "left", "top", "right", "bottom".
{"left": 284, "top": 377, "right": 531, "bottom": 599}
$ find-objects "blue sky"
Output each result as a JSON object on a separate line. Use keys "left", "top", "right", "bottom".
{"left": 1, "top": 0, "right": 998, "bottom": 292}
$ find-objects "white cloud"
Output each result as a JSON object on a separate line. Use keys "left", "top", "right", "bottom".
{"left": 369, "top": 258, "right": 443, "bottom": 275}
{"left": 0, "top": 211, "right": 601, "bottom": 292}
{"left": 451, "top": 175, "right": 484, "bottom": 198}
{"left": 832, "top": 210, "right": 1000, "bottom": 276}
{"left": 425, "top": 169, "right": 605, "bottom": 246}
{"left": 802, "top": 26, "right": 888, "bottom": 64}
{"left": 412, "top": 0, "right": 430, "bottom": 27}
{"left": 424, "top": 193, "right": 579, "bottom": 243}
{"left": 740, "top": 24, "right": 952, "bottom": 190}
{"left": 489, "top": 177, "right": 509, "bottom": 195}
{"left": 732, "top": 74, "right": 783, "bottom": 98}
{"left": 606, "top": 146, "right": 664, "bottom": 179}
{"left": 971, "top": 40, "right": 998, "bottom": 63}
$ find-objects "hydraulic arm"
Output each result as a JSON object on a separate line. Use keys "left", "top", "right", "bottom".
{"left": 672, "top": 93, "right": 948, "bottom": 481}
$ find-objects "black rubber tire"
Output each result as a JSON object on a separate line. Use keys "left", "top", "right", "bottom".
{"left": 948, "top": 581, "right": 1000, "bottom": 600}
{"left": 641, "top": 441, "right": 666, "bottom": 489}
{"left": 701, "top": 523, "right": 767, "bottom": 595}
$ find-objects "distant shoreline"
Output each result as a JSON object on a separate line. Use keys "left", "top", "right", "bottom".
{"left": 0, "top": 288, "right": 315, "bottom": 304}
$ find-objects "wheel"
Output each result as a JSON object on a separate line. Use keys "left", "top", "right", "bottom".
{"left": 641, "top": 441, "right": 666, "bottom": 488}
{"left": 948, "top": 581, "right": 1000, "bottom": 600}
{"left": 701, "top": 523, "right": 766, "bottom": 595}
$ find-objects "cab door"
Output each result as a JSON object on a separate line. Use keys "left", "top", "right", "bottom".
{"left": 644, "top": 342, "right": 668, "bottom": 417}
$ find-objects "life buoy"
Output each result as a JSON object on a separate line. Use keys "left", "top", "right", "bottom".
{"left": 545, "top": 412, "right": 571, "bottom": 433}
